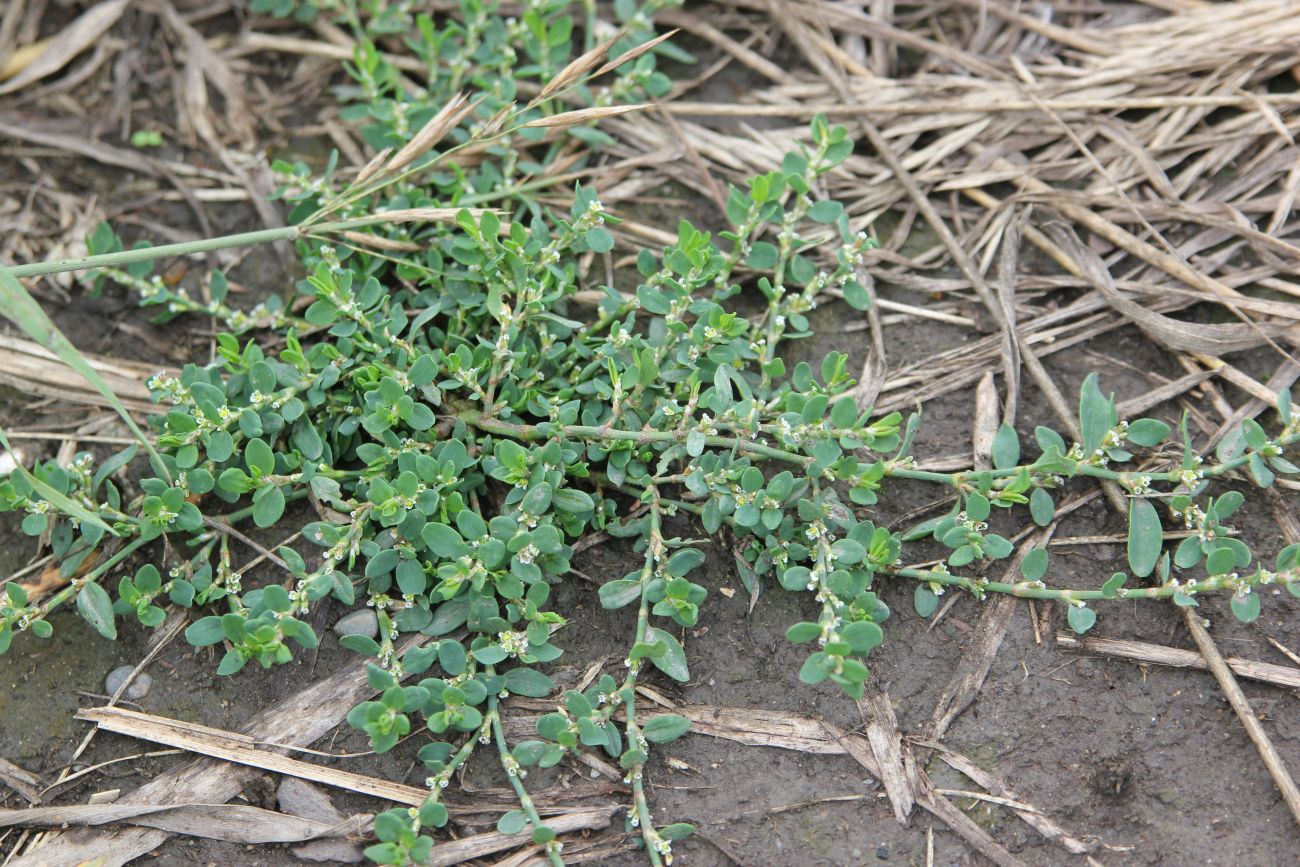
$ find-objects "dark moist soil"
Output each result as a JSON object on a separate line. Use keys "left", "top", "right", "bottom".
{"left": 4, "top": 48, "right": 1300, "bottom": 867}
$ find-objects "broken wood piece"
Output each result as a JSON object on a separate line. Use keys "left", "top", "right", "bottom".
{"left": 0, "top": 334, "right": 165, "bottom": 414}
{"left": 10, "top": 634, "right": 431, "bottom": 867}
{"left": 928, "top": 593, "right": 1019, "bottom": 740}
{"left": 1181, "top": 609, "right": 1300, "bottom": 830}
{"left": 919, "top": 740, "right": 1095, "bottom": 854}
{"left": 508, "top": 697, "right": 1035, "bottom": 863}
{"left": 1056, "top": 634, "right": 1300, "bottom": 690}
{"left": 75, "top": 706, "right": 429, "bottom": 807}
{"left": 0, "top": 758, "right": 45, "bottom": 804}
{"left": 0, "top": 802, "right": 368, "bottom": 844}
{"left": 857, "top": 692, "right": 915, "bottom": 823}
{"left": 913, "top": 788, "right": 1027, "bottom": 867}
{"left": 425, "top": 806, "right": 622, "bottom": 867}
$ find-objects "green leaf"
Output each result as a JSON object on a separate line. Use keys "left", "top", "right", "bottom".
{"left": 1067, "top": 604, "right": 1096, "bottom": 634}
{"left": 473, "top": 644, "right": 508, "bottom": 665}
{"left": 1078, "top": 373, "right": 1116, "bottom": 455}
{"left": 1029, "top": 487, "right": 1054, "bottom": 526}
{"left": 252, "top": 485, "right": 285, "bottom": 528}
{"left": 637, "top": 285, "right": 671, "bottom": 315}
{"left": 1213, "top": 491, "right": 1245, "bottom": 520}
{"left": 420, "top": 800, "right": 448, "bottom": 829}
{"left": 798, "top": 652, "right": 831, "bottom": 685}
{"left": 1174, "top": 536, "right": 1203, "bottom": 569}
{"left": 1035, "top": 426, "right": 1066, "bottom": 455}
{"left": 217, "top": 649, "right": 247, "bottom": 675}
{"left": 599, "top": 579, "right": 642, "bottom": 609}
{"left": 185, "top": 616, "right": 225, "bottom": 646}
{"left": 1101, "top": 572, "right": 1126, "bottom": 598}
{"left": 666, "top": 549, "right": 705, "bottom": 577}
{"left": 0, "top": 427, "right": 115, "bottom": 535}
{"left": 807, "top": 199, "right": 843, "bottom": 223}
{"left": 746, "top": 242, "right": 779, "bottom": 269}
{"left": 246, "top": 438, "right": 275, "bottom": 477}
{"left": 642, "top": 714, "right": 691, "bottom": 743}
{"left": 438, "top": 640, "right": 467, "bottom": 675}
{"left": 1205, "top": 547, "right": 1236, "bottom": 576}
{"left": 76, "top": 581, "right": 116, "bottom": 640}
{"left": 786, "top": 622, "right": 821, "bottom": 643}
{"left": 1249, "top": 454, "right": 1275, "bottom": 488}
{"left": 340, "top": 634, "right": 381, "bottom": 656}
{"left": 585, "top": 227, "right": 614, "bottom": 253}
{"left": 843, "top": 280, "right": 871, "bottom": 310}
{"left": 647, "top": 627, "right": 689, "bottom": 682}
{"left": 841, "top": 620, "right": 883, "bottom": 653}
{"left": 0, "top": 266, "right": 169, "bottom": 479}
{"left": 1126, "top": 418, "right": 1170, "bottom": 448}
{"left": 830, "top": 538, "right": 866, "bottom": 565}
{"left": 422, "top": 522, "right": 465, "bottom": 557}
{"left": 991, "top": 423, "right": 1019, "bottom": 470}
{"left": 1126, "top": 498, "right": 1162, "bottom": 578}
{"left": 504, "top": 667, "right": 555, "bottom": 697}
{"left": 1230, "top": 592, "right": 1261, "bottom": 624}
{"left": 914, "top": 585, "right": 939, "bottom": 618}
{"left": 1021, "top": 547, "right": 1049, "bottom": 582}
{"left": 552, "top": 487, "right": 594, "bottom": 513}
{"left": 497, "top": 810, "right": 528, "bottom": 836}
{"left": 660, "top": 822, "right": 695, "bottom": 841}
{"left": 92, "top": 444, "right": 138, "bottom": 491}
{"left": 983, "top": 534, "right": 1013, "bottom": 560}
{"left": 520, "top": 482, "right": 552, "bottom": 515}
{"left": 830, "top": 396, "right": 857, "bottom": 428}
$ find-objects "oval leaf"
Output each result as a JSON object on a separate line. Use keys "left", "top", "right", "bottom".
{"left": 1126, "top": 498, "right": 1162, "bottom": 578}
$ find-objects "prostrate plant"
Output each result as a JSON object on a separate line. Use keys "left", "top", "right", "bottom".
{"left": 3, "top": 24, "right": 1300, "bottom": 867}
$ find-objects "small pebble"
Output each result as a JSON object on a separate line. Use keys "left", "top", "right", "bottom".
{"left": 876, "top": 844, "right": 889, "bottom": 859}
{"left": 333, "top": 608, "right": 379, "bottom": 639}
{"left": 105, "top": 666, "right": 152, "bottom": 700}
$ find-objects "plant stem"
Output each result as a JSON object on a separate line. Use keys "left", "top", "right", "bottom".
{"left": 10, "top": 227, "right": 300, "bottom": 279}
{"left": 488, "top": 692, "right": 565, "bottom": 867}
{"left": 459, "top": 174, "right": 575, "bottom": 207}
{"left": 464, "top": 412, "right": 808, "bottom": 465}
{"left": 425, "top": 711, "right": 492, "bottom": 803}
{"left": 36, "top": 534, "right": 152, "bottom": 621}
{"left": 623, "top": 493, "right": 665, "bottom": 865}
{"left": 468, "top": 410, "right": 1300, "bottom": 509}
{"left": 889, "top": 564, "right": 1287, "bottom": 602}
{"left": 651, "top": 490, "right": 1300, "bottom": 601}
{"left": 623, "top": 688, "right": 663, "bottom": 867}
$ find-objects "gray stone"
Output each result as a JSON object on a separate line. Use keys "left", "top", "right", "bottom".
{"left": 105, "top": 666, "right": 152, "bottom": 700}
{"left": 333, "top": 608, "right": 378, "bottom": 639}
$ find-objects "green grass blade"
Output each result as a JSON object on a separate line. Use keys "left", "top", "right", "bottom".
{"left": 0, "top": 427, "right": 117, "bottom": 535}
{"left": 0, "top": 266, "right": 170, "bottom": 482}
